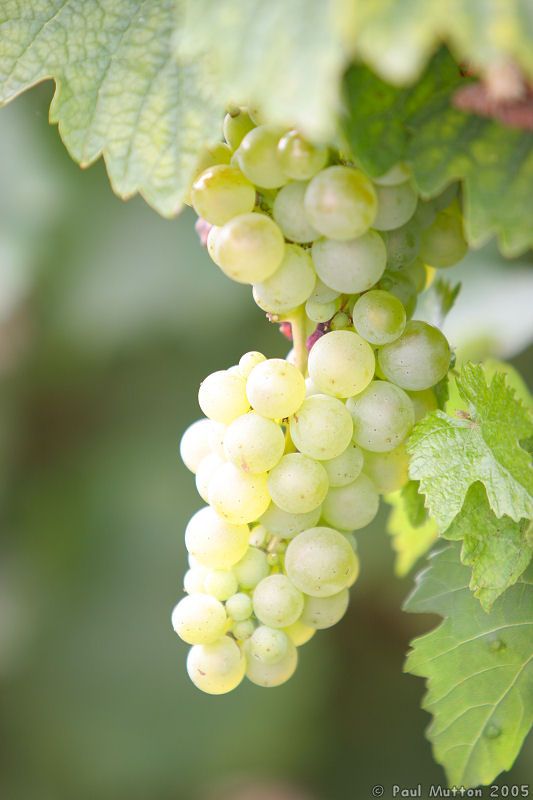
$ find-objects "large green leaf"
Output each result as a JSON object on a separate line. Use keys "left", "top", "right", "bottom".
{"left": 405, "top": 544, "right": 533, "bottom": 787}
{"left": 0, "top": 0, "right": 221, "bottom": 216}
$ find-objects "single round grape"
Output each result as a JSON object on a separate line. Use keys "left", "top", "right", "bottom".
{"left": 232, "top": 619, "right": 256, "bottom": 641}
{"left": 238, "top": 350, "right": 266, "bottom": 379}
{"left": 253, "top": 244, "right": 316, "bottom": 315}
{"left": 289, "top": 394, "right": 353, "bottom": 460}
{"left": 223, "top": 412, "right": 285, "bottom": 473}
{"left": 246, "top": 358, "right": 305, "bottom": 419}
{"left": 408, "top": 388, "right": 438, "bottom": 422}
{"left": 187, "top": 143, "right": 232, "bottom": 201}
{"left": 285, "top": 527, "right": 359, "bottom": 597}
{"left": 283, "top": 619, "right": 316, "bottom": 646}
{"left": 307, "top": 330, "right": 375, "bottom": 398}
{"left": 198, "top": 369, "right": 249, "bottom": 424}
{"left": 420, "top": 210, "right": 467, "bottom": 267}
{"left": 311, "top": 230, "right": 386, "bottom": 293}
{"left": 362, "top": 445, "right": 409, "bottom": 493}
{"left": 216, "top": 212, "right": 285, "bottom": 284}
{"left": 301, "top": 589, "right": 350, "bottom": 629}
{"left": 187, "top": 636, "right": 245, "bottom": 694}
{"left": 183, "top": 566, "right": 208, "bottom": 595}
{"left": 208, "top": 462, "right": 270, "bottom": 525}
{"left": 346, "top": 380, "right": 415, "bottom": 452}
{"left": 244, "top": 637, "right": 298, "bottom": 687}
{"left": 204, "top": 569, "right": 239, "bottom": 601}
{"left": 171, "top": 594, "right": 227, "bottom": 645}
{"left": 373, "top": 162, "right": 410, "bottom": 186}
{"left": 330, "top": 311, "right": 352, "bottom": 331}
{"left": 223, "top": 109, "right": 255, "bottom": 149}
{"left": 195, "top": 452, "right": 224, "bottom": 502}
{"left": 191, "top": 165, "right": 256, "bottom": 226}
{"left": 179, "top": 418, "right": 214, "bottom": 474}
{"left": 378, "top": 320, "right": 451, "bottom": 390}
{"left": 378, "top": 271, "right": 417, "bottom": 319}
{"left": 272, "top": 182, "right": 319, "bottom": 243}
{"left": 207, "top": 421, "right": 226, "bottom": 457}
{"left": 373, "top": 182, "right": 418, "bottom": 231}
{"left": 304, "top": 166, "right": 377, "bottom": 240}
{"left": 277, "top": 130, "right": 328, "bottom": 180}
{"left": 233, "top": 546, "right": 270, "bottom": 589}
{"left": 249, "top": 524, "right": 268, "bottom": 548}
{"left": 321, "top": 474, "right": 379, "bottom": 531}
{"left": 226, "top": 592, "right": 253, "bottom": 621}
{"left": 322, "top": 442, "right": 364, "bottom": 487}
{"left": 305, "top": 298, "right": 338, "bottom": 323}
{"left": 268, "top": 453, "right": 328, "bottom": 514}
{"left": 253, "top": 574, "right": 304, "bottom": 628}
{"left": 260, "top": 503, "right": 322, "bottom": 539}
{"left": 235, "top": 125, "right": 288, "bottom": 188}
{"left": 309, "top": 277, "right": 340, "bottom": 304}
{"left": 185, "top": 507, "right": 250, "bottom": 569}
{"left": 385, "top": 224, "right": 420, "bottom": 270}
{"left": 305, "top": 376, "right": 320, "bottom": 397}
{"left": 352, "top": 289, "right": 406, "bottom": 345}
{"left": 250, "top": 626, "right": 290, "bottom": 664}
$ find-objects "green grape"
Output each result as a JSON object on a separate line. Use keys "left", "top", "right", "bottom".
{"left": 249, "top": 626, "right": 290, "bottom": 664}
{"left": 187, "top": 636, "right": 246, "bottom": 694}
{"left": 307, "top": 331, "right": 375, "bottom": 398}
{"left": 226, "top": 592, "right": 253, "bottom": 621}
{"left": 195, "top": 452, "right": 224, "bottom": 502}
{"left": 378, "top": 321, "right": 451, "bottom": 390}
{"left": 191, "top": 165, "right": 256, "bottom": 226}
{"left": 403, "top": 257, "right": 426, "bottom": 293}
{"left": 289, "top": 394, "right": 353, "bottom": 460}
{"left": 378, "top": 271, "right": 417, "bottom": 319}
{"left": 244, "top": 638, "right": 298, "bottom": 687}
{"left": 277, "top": 130, "right": 328, "bottom": 180}
{"left": 352, "top": 289, "right": 406, "bottom": 345}
{"left": 321, "top": 474, "right": 379, "bottom": 531}
{"left": 208, "top": 462, "right": 271, "bottom": 525}
{"left": 223, "top": 412, "right": 285, "bottom": 473}
{"left": 185, "top": 507, "right": 250, "bottom": 569}
{"left": 272, "top": 182, "right": 319, "bottom": 243}
{"left": 183, "top": 566, "right": 208, "bottom": 595}
{"left": 301, "top": 589, "right": 349, "bottom": 629}
{"left": 322, "top": 442, "right": 364, "bottom": 487}
{"left": 420, "top": 210, "right": 467, "bottom": 267}
{"left": 346, "top": 380, "right": 415, "bottom": 452}
{"left": 268, "top": 453, "right": 329, "bottom": 514}
{"left": 305, "top": 297, "right": 338, "bottom": 323}
{"left": 410, "top": 199, "right": 437, "bottom": 231}
{"left": 246, "top": 358, "right": 306, "bottom": 419}
{"left": 373, "top": 182, "right": 418, "bottom": 231}
{"left": 260, "top": 503, "right": 322, "bottom": 539}
{"left": 204, "top": 569, "right": 239, "bottom": 601}
{"left": 385, "top": 224, "right": 420, "bottom": 270}
{"left": 171, "top": 594, "right": 227, "bottom": 645}
{"left": 433, "top": 183, "right": 458, "bottom": 212}
{"left": 311, "top": 230, "right": 386, "bottom": 293}
{"left": 362, "top": 445, "right": 409, "bottom": 493}
{"left": 233, "top": 546, "right": 270, "bottom": 589}
{"left": 253, "top": 244, "right": 316, "bottom": 315}
{"left": 180, "top": 418, "right": 214, "bottom": 474}
{"left": 408, "top": 388, "right": 438, "bottom": 422}
{"left": 253, "top": 574, "right": 304, "bottom": 628}
{"left": 235, "top": 125, "right": 288, "bottom": 188}
{"left": 187, "top": 143, "right": 232, "bottom": 201}
{"left": 283, "top": 619, "right": 316, "bottom": 646}
{"left": 238, "top": 350, "right": 266, "bottom": 379}
{"left": 198, "top": 369, "right": 249, "bottom": 424}
{"left": 304, "top": 166, "right": 377, "bottom": 240}
{"left": 215, "top": 212, "right": 286, "bottom": 284}
{"left": 373, "top": 162, "right": 410, "bottom": 186}
{"left": 285, "top": 527, "right": 359, "bottom": 597}
{"left": 223, "top": 109, "right": 255, "bottom": 149}
{"left": 232, "top": 619, "right": 256, "bottom": 641}
{"left": 309, "top": 277, "right": 340, "bottom": 304}
{"left": 249, "top": 524, "right": 268, "bottom": 548}
{"left": 330, "top": 311, "right": 352, "bottom": 331}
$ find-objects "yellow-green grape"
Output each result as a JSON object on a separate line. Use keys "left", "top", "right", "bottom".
{"left": 232, "top": 619, "right": 256, "bottom": 641}
{"left": 272, "top": 182, "right": 320, "bottom": 243}
{"left": 373, "top": 182, "right": 418, "bottom": 231}
{"left": 188, "top": 143, "right": 232, "bottom": 196}
{"left": 346, "top": 380, "right": 415, "bottom": 452}
{"left": 305, "top": 298, "right": 338, "bottom": 323}
{"left": 249, "top": 524, "right": 268, "bottom": 548}
{"left": 226, "top": 592, "right": 253, "bottom": 621}
{"left": 362, "top": 445, "right": 409, "bottom": 493}
{"left": 304, "top": 166, "right": 377, "bottom": 240}
{"left": 171, "top": 594, "right": 227, "bottom": 645}
{"left": 301, "top": 589, "right": 350, "bottom": 629}
{"left": 215, "top": 212, "right": 285, "bottom": 284}
{"left": 378, "top": 271, "right": 417, "bottom": 319}
{"left": 322, "top": 442, "right": 364, "bottom": 487}
{"left": 408, "top": 388, "right": 438, "bottom": 422}
{"left": 311, "top": 231, "right": 387, "bottom": 293}
{"left": 185, "top": 507, "right": 249, "bottom": 569}
{"left": 283, "top": 619, "right": 316, "bottom": 646}
{"left": 378, "top": 321, "right": 451, "bottom": 390}
{"left": 179, "top": 418, "right": 214, "bottom": 474}
{"left": 403, "top": 258, "right": 426, "bottom": 293}
{"left": 420, "top": 210, "right": 467, "bottom": 267}
{"left": 260, "top": 503, "right": 322, "bottom": 539}
{"left": 208, "top": 462, "right": 271, "bottom": 525}
{"left": 253, "top": 574, "right": 304, "bottom": 627}
{"left": 330, "top": 311, "right": 352, "bottom": 331}
{"left": 268, "top": 453, "right": 328, "bottom": 514}
{"left": 246, "top": 358, "right": 306, "bottom": 419}
{"left": 206, "top": 224, "right": 222, "bottom": 263}
{"left": 235, "top": 125, "right": 289, "bottom": 188}
{"left": 249, "top": 626, "right": 290, "bottom": 664}
{"left": 223, "top": 109, "right": 255, "bottom": 149}
{"left": 321, "top": 474, "right": 379, "bottom": 531}
{"left": 285, "top": 527, "right": 359, "bottom": 597}
{"left": 307, "top": 331, "right": 375, "bottom": 398}
{"left": 277, "top": 130, "right": 328, "bottom": 180}
{"left": 203, "top": 569, "right": 239, "bottom": 601}
{"left": 195, "top": 453, "right": 224, "bottom": 502}
{"left": 352, "top": 289, "right": 406, "bottom": 345}
{"left": 244, "top": 638, "right": 298, "bottom": 687}
{"left": 309, "top": 277, "right": 340, "bottom": 304}
{"left": 253, "top": 244, "right": 316, "bottom": 315}
{"left": 289, "top": 394, "right": 353, "bottom": 460}
{"left": 191, "top": 165, "right": 256, "bottom": 226}
{"left": 187, "top": 636, "right": 246, "bottom": 694}
{"left": 238, "top": 350, "right": 266, "bottom": 379}
{"left": 198, "top": 369, "right": 249, "bottom": 424}
{"left": 373, "top": 162, "right": 410, "bottom": 186}
{"left": 233, "top": 546, "right": 270, "bottom": 589}
{"left": 207, "top": 422, "right": 226, "bottom": 457}
{"left": 385, "top": 224, "right": 420, "bottom": 271}
{"left": 224, "top": 412, "right": 285, "bottom": 473}
{"left": 183, "top": 566, "right": 208, "bottom": 595}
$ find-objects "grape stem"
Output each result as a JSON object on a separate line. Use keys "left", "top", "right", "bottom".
{"left": 285, "top": 306, "right": 308, "bottom": 376}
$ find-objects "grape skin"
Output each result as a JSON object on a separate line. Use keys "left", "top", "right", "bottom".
{"left": 307, "top": 331, "right": 375, "bottom": 398}
{"left": 378, "top": 320, "right": 451, "bottom": 391}
{"left": 304, "top": 166, "right": 377, "bottom": 240}
{"left": 285, "top": 527, "right": 359, "bottom": 597}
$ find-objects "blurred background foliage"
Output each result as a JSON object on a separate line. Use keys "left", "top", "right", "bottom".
{"left": 0, "top": 86, "right": 532, "bottom": 800}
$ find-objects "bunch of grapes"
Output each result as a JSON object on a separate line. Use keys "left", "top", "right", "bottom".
{"left": 173, "top": 108, "right": 466, "bottom": 694}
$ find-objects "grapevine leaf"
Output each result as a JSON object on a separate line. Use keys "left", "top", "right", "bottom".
{"left": 408, "top": 363, "right": 533, "bottom": 531}
{"left": 386, "top": 490, "right": 437, "bottom": 577}
{"left": 401, "top": 480, "right": 428, "bottom": 528}
{"left": 404, "top": 543, "right": 533, "bottom": 787}
{"left": 443, "top": 483, "right": 533, "bottom": 611}
{"left": 0, "top": 0, "right": 222, "bottom": 216}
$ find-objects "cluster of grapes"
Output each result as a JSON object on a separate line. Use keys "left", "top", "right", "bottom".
{"left": 173, "top": 108, "right": 466, "bottom": 694}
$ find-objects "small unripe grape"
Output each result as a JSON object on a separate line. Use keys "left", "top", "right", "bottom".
{"left": 226, "top": 592, "right": 253, "bottom": 621}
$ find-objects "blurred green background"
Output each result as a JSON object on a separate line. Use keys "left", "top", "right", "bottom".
{"left": 0, "top": 87, "right": 532, "bottom": 800}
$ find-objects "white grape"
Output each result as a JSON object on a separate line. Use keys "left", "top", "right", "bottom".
{"left": 244, "top": 638, "right": 298, "bottom": 687}
{"left": 187, "top": 636, "right": 245, "bottom": 694}
{"left": 408, "top": 388, "right": 438, "bottom": 422}
{"left": 373, "top": 182, "right": 418, "bottom": 231}
{"left": 249, "top": 626, "right": 290, "bottom": 664}
{"left": 352, "top": 289, "right": 406, "bottom": 345}
{"left": 223, "top": 109, "right": 255, "bottom": 149}
{"left": 285, "top": 527, "right": 359, "bottom": 597}
{"left": 235, "top": 125, "right": 288, "bottom": 188}
{"left": 171, "top": 594, "right": 227, "bottom": 645}
{"left": 179, "top": 418, "right": 213, "bottom": 474}
{"left": 253, "top": 574, "right": 304, "bottom": 627}
{"left": 226, "top": 592, "right": 253, "bottom": 621}
{"left": 309, "top": 277, "right": 340, "bottom": 304}
{"left": 289, "top": 394, "right": 353, "bottom": 460}
{"left": 307, "top": 330, "right": 375, "bottom": 398}
{"left": 301, "top": 589, "right": 350, "bottom": 629}
{"left": 260, "top": 502, "right": 322, "bottom": 539}
{"left": 253, "top": 244, "right": 316, "bottom": 315}
{"left": 208, "top": 462, "right": 271, "bottom": 524}
{"left": 207, "top": 421, "right": 226, "bottom": 457}
{"left": 272, "top": 182, "right": 319, "bottom": 243}
{"left": 268, "top": 453, "right": 328, "bottom": 514}
{"left": 311, "top": 231, "right": 386, "bottom": 293}
{"left": 183, "top": 566, "right": 208, "bottom": 595}
{"left": 232, "top": 619, "right": 256, "bottom": 641}
{"left": 223, "top": 412, "right": 285, "bottom": 473}
{"left": 216, "top": 212, "right": 285, "bottom": 284}
{"left": 198, "top": 369, "right": 249, "bottom": 424}
{"left": 195, "top": 452, "right": 224, "bottom": 502}
{"left": 246, "top": 358, "right": 306, "bottom": 419}
{"left": 283, "top": 620, "right": 316, "bottom": 646}
{"left": 185, "top": 506, "right": 249, "bottom": 569}
{"left": 321, "top": 474, "right": 379, "bottom": 531}
{"left": 239, "top": 350, "right": 266, "bottom": 379}
{"left": 233, "top": 546, "right": 270, "bottom": 589}
{"left": 346, "top": 380, "right": 415, "bottom": 452}
{"left": 322, "top": 442, "right": 364, "bottom": 487}
{"left": 203, "top": 569, "right": 239, "bottom": 601}
{"left": 304, "top": 166, "right": 377, "bottom": 240}
{"left": 305, "top": 297, "right": 338, "bottom": 323}
{"left": 362, "top": 445, "right": 409, "bottom": 493}
{"left": 191, "top": 164, "right": 256, "bottom": 226}
{"left": 373, "top": 162, "right": 410, "bottom": 186}
{"left": 277, "top": 130, "right": 328, "bottom": 180}
{"left": 378, "top": 321, "right": 451, "bottom": 391}
{"left": 249, "top": 524, "right": 268, "bottom": 548}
